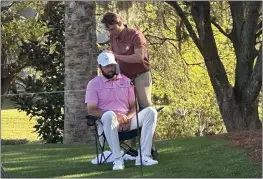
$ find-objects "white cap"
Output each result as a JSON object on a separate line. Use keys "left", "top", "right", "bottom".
{"left": 97, "top": 52, "right": 117, "bottom": 67}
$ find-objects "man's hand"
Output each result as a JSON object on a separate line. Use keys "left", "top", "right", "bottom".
{"left": 103, "top": 50, "right": 118, "bottom": 61}
{"left": 119, "top": 122, "right": 131, "bottom": 132}
{"left": 115, "top": 112, "right": 129, "bottom": 124}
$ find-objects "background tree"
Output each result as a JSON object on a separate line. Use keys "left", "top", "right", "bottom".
{"left": 166, "top": 1, "right": 262, "bottom": 132}
{"left": 1, "top": 1, "right": 48, "bottom": 96}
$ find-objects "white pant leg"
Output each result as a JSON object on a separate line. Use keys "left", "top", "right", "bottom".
{"left": 100, "top": 111, "right": 122, "bottom": 159}
{"left": 129, "top": 107, "right": 158, "bottom": 156}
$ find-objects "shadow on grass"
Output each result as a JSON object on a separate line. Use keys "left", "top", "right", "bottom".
{"left": 2, "top": 137, "right": 262, "bottom": 178}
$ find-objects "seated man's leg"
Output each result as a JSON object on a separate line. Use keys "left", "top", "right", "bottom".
{"left": 129, "top": 106, "right": 158, "bottom": 166}
{"left": 101, "top": 111, "right": 124, "bottom": 170}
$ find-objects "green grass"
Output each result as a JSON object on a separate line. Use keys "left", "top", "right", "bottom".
{"left": 1, "top": 109, "right": 39, "bottom": 141}
{"left": 1, "top": 137, "right": 262, "bottom": 178}
{"left": 1, "top": 101, "right": 261, "bottom": 177}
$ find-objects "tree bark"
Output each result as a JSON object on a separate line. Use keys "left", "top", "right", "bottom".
{"left": 64, "top": 1, "right": 98, "bottom": 144}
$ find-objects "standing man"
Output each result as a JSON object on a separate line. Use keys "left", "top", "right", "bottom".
{"left": 101, "top": 12, "right": 158, "bottom": 159}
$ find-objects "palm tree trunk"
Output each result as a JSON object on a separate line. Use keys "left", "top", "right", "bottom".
{"left": 64, "top": 1, "right": 98, "bottom": 144}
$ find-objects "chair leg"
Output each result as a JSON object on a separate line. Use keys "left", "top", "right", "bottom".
{"left": 120, "top": 141, "right": 138, "bottom": 157}
{"left": 95, "top": 125, "right": 108, "bottom": 165}
{"left": 94, "top": 126, "right": 100, "bottom": 165}
{"left": 99, "top": 136, "right": 107, "bottom": 164}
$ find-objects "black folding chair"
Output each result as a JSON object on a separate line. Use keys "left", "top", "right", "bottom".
{"left": 86, "top": 106, "right": 164, "bottom": 165}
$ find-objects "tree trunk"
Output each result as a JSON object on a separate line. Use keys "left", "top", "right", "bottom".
{"left": 166, "top": 1, "right": 262, "bottom": 132}
{"left": 219, "top": 87, "right": 261, "bottom": 131}
{"left": 64, "top": 1, "right": 98, "bottom": 144}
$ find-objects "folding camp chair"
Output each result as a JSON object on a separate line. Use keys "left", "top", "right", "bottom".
{"left": 86, "top": 106, "right": 163, "bottom": 165}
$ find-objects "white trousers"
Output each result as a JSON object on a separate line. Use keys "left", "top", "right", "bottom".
{"left": 97, "top": 107, "right": 158, "bottom": 159}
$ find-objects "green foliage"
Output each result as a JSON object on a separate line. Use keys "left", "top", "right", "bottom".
{"left": 1, "top": 1, "right": 48, "bottom": 67}
{"left": 122, "top": 2, "right": 230, "bottom": 138}
{"left": 10, "top": 2, "right": 65, "bottom": 143}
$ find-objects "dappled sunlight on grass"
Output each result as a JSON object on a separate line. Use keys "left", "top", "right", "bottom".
{"left": 59, "top": 171, "right": 105, "bottom": 178}
{"left": 1, "top": 137, "right": 262, "bottom": 178}
{"left": 7, "top": 166, "right": 39, "bottom": 171}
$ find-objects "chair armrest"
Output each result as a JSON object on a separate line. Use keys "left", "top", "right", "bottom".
{"left": 139, "top": 105, "right": 164, "bottom": 112}
{"left": 86, "top": 114, "right": 99, "bottom": 126}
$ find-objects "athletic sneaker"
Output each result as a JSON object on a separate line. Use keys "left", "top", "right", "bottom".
{"left": 135, "top": 155, "right": 158, "bottom": 166}
{"left": 113, "top": 158, "right": 124, "bottom": 170}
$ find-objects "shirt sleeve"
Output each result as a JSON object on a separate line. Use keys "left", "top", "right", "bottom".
{"left": 85, "top": 80, "right": 98, "bottom": 104}
{"left": 133, "top": 30, "right": 147, "bottom": 49}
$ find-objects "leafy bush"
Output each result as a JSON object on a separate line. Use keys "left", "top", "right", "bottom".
{"left": 10, "top": 2, "right": 65, "bottom": 143}
{"left": 156, "top": 105, "right": 226, "bottom": 140}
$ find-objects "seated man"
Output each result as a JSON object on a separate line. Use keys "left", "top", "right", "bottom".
{"left": 85, "top": 52, "right": 158, "bottom": 170}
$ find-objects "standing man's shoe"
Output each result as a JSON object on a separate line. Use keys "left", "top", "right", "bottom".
{"left": 151, "top": 149, "right": 158, "bottom": 160}
{"left": 135, "top": 155, "right": 158, "bottom": 166}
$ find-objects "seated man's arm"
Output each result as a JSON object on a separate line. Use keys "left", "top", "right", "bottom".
{"left": 85, "top": 80, "right": 104, "bottom": 118}
{"left": 87, "top": 103, "right": 104, "bottom": 118}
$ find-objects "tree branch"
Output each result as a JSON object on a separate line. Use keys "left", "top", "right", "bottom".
{"left": 255, "top": 41, "right": 262, "bottom": 45}
{"left": 255, "top": 29, "right": 262, "bottom": 39}
{"left": 165, "top": 1, "right": 202, "bottom": 52}
{"left": 145, "top": 34, "right": 180, "bottom": 42}
{"left": 243, "top": 44, "right": 262, "bottom": 104}
{"left": 1, "top": 2, "right": 14, "bottom": 12}
{"left": 161, "top": 12, "right": 173, "bottom": 32}
{"left": 258, "top": 21, "right": 262, "bottom": 31}
{"left": 168, "top": 41, "right": 204, "bottom": 66}
{"left": 211, "top": 19, "right": 232, "bottom": 40}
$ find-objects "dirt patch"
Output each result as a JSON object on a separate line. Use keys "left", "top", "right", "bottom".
{"left": 211, "top": 130, "right": 262, "bottom": 163}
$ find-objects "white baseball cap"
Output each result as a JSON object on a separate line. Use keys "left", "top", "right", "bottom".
{"left": 97, "top": 52, "right": 117, "bottom": 67}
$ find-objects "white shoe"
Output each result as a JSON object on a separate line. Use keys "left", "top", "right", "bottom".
{"left": 135, "top": 155, "right": 158, "bottom": 166}
{"left": 113, "top": 158, "right": 124, "bottom": 170}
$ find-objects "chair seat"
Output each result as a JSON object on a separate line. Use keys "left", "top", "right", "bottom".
{"left": 118, "top": 128, "right": 142, "bottom": 142}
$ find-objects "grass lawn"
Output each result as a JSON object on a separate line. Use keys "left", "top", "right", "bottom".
{"left": 1, "top": 137, "right": 262, "bottom": 178}
{"left": 1, "top": 109, "right": 39, "bottom": 141}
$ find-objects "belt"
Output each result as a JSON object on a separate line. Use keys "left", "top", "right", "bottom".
{"left": 134, "top": 69, "right": 150, "bottom": 78}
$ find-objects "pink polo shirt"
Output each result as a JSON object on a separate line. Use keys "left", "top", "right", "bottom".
{"left": 85, "top": 74, "right": 135, "bottom": 114}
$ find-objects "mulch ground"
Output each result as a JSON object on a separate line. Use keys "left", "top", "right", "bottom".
{"left": 211, "top": 130, "right": 262, "bottom": 163}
